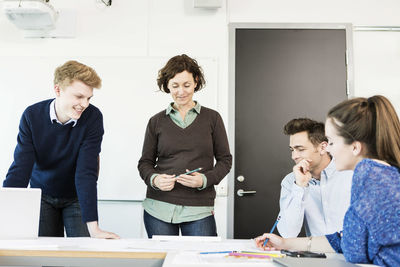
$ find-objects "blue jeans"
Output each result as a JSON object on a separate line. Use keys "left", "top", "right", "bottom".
{"left": 39, "top": 194, "right": 90, "bottom": 237}
{"left": 143, "top": 210, "right": 217, "bottom": 238}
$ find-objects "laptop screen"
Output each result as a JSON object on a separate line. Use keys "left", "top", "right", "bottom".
{"left": 0, "top": 188, "right": 41, "bottom": 239}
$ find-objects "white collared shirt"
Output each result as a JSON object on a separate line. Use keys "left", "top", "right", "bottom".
{"left": 49, "top": 99, "right": 77, "bottom": 127}
{"left": 277, "top": 159, "right": 353, "bottom": 237}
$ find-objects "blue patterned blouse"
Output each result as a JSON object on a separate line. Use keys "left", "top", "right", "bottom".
{"left": 326, "top": 159, "right": 400, "bottom": 266}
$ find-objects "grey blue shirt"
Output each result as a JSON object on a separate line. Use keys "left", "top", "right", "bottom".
{"left": 277, "top": 159, "right": 353, "bottom": 237}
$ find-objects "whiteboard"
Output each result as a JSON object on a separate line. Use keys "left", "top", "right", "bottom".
{"left": 0, "top": 56, "right": 218, "bottom": 200}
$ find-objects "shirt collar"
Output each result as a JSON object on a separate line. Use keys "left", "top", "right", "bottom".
{"left": 49, "top": 99, "right": 77, "bottom": 127}
{"left": 309, "top": 158, "right": 336, "bottom": 185}
{"left": 166, "top": 101, "right": 201, "bottom": 115}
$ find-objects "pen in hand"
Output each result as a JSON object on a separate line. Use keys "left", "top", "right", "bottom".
{"left": 176, "top": 167, "right": 203, "bottom": 177}
{"left": 263, "top": 215, "right": 281, "bottom": 247}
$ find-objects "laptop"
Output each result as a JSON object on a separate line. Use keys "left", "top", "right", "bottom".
{"left": 0, "top": 187, "right": 41, "bottom": 239}
{"left": 274, "top": 257, "right": 359, "bottom": 267}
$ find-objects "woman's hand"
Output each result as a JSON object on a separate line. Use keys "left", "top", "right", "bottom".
{"left": 254, "top": 233, "right": 286, "bottom": 251}
{"left": 153, "top": 174, "right": 176, "bottom": 191}
{"left": 176, "top": 169, "right": 204, "bottom": 188}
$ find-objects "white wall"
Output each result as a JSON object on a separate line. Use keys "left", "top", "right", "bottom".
{"left": 228, "top": 0, "right": 400, "bottom": 25}
{"left": 1, "top": 0, "right": 400, "bottom": 238}
{"left": 353, "top": 31, "right": 400, "bottom": 112}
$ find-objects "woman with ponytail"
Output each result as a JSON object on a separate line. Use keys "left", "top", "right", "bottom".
{"left": 254, "top": 95, "right": 400, "bottom": 266}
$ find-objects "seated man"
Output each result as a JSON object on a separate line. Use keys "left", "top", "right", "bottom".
{"left": 277, "top": 118, "right": 352, "bottom": 237}
{"left": 3, "top": 60, "right": 118, "bottom": 239}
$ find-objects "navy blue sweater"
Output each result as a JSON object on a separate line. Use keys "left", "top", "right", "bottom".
{"left": 3, "top": 99, "right": 103, "bottom": 223}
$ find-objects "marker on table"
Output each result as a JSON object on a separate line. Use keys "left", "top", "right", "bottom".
{"left": 262, "top": 215, "right": 281, "bottom": 247}
{"left": 200, "top": 251, "right": 234, "bottom": 254}
{"left": 177, "top": 167, "right": 203, "bottom": 177}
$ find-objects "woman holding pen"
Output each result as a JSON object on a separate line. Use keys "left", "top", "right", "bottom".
{"left": 138, "top": 54, "right": 232, "bottom": 237}
{"left": 255, "top": 95, "right": 400, "bottom": 266}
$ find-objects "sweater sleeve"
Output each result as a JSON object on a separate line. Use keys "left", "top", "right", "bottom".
{"left": 74, "top": 111, "right": 104, "bottom": 223}
{"left": 326, "top": 232, "right": 343, "bottom": 253}
{"left": 341, "top": 207, "right": 370, "bottom": 264}
{"left": 202, "top": 112, "right": 232, "bottom": 187}
{"left": 138, "top": 117, "right": 158, "bottom": 187}
{"left": 3, "top": 110, "right": 35, "bottom": 187}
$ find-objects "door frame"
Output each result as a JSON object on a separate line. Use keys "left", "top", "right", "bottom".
{"left": 227, "top": 23, "right": 354, "bottom": 238}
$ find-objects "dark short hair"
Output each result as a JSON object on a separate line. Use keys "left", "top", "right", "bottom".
{"left": 157, "top": 54, "right": 206, "bottom": 93}
{"left": 284, "top": 118, "right": 328, "bottom": 146}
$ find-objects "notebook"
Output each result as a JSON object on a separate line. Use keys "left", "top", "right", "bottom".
{"left": 274, "top": 257, "right": 359, "bottom": 267}
{"left": 0, "top": 187, "right": 41, "bottom": 239}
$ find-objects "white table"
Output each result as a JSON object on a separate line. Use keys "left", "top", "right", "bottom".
{"left": 0, "top": 237, "right": 165, "bottom": 267}
{"left": 0, "top": 238, "right": 377, "bottom": 267}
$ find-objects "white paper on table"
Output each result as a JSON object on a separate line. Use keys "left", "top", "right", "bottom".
{"left": 172, "top": 251, "right": 276, "bottom": 265}
{"left": 126, "top": 239, "right": 281, "bottom": 254}
{"left": 151, "top": 235, "right": 221, "bottom": 242}
{"left": 0, "top": 238, "right": 60, "bottom": 250}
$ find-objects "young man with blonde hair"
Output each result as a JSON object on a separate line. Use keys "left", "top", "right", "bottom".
{"left": 277, "top": 118, "right": 352, "bottom": 238}
{"left": 3, "top": 60, "right": 119, "bottom": 239}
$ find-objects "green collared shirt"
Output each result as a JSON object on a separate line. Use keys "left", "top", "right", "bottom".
{"left": 142, "top": 102, "right": 214, "bottom": 224}
{"left": 165, "top": 101, "right": 202, "bottom": 128}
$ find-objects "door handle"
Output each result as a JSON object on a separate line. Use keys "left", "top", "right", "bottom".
{"left": 237, "top": 189, "right": 256, "bottom": 197}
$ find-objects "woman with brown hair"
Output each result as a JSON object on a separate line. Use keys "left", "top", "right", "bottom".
{"left": 255, "top": 95, "right": 400, "bottom": 266}
{"left": 138, "top": 54, "right": 232, "bottom": 237}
